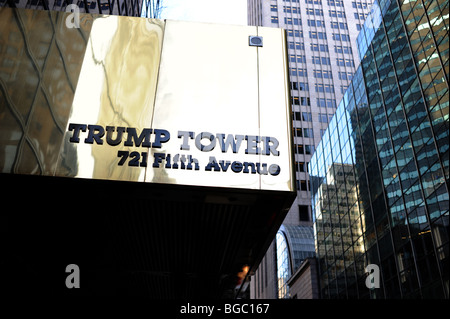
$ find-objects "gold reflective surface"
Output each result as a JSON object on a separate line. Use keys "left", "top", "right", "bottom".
{"left": 149, "top": 20, "right": 261, "bottom": 189}
{"left": 0, "top": 7, "right": 93, "bottom": 175}
{"left": 1, "top": 8, "right": 294, "bottom": 192}
{"left": 56, "top": 15, "right": 164, "bottom": 181}
{"left": 257, "top": 27, "right": 294, "bottom": 191}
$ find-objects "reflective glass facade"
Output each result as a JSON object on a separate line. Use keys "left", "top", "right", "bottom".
{"left": 310, "top": 0, "right": 449, "bottom": 298}
{"left": 276, "top": 225, "right": 316, "bottom": 299}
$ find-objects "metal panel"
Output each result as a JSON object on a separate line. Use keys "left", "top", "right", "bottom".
{"left": 0, "top": 7, "right": 93, "bottom": 175}
{"left": 148, "top": 20, "right": 261, "bottom": 189}
{"left": 56, "top": 15, "right": 164, "bottom": 181}
{"left": 257, "top": 26, "right": 294, "bottom": 191}
{"left": 1, "top": 8, "right": 293, "bottom": 192}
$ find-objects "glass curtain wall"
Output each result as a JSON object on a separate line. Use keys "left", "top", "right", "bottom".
{"left": 310, "top": 0, "right": 449, "bottom": 299}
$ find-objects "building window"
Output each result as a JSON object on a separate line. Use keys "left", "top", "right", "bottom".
{"left": 327, "top": 0, "right": 344, "bottom": 6}
{"left": 287, "top": 29, "right": 303, "bottom": 38}
{"left": 315, "top": 83, "right": 335, "bottom": 93}
{"left": 291, "top": 97, "right": 309, "bottom": 106}
{"left": 271, "top": 16, "right": 279, "bottom": 23}
{"left": 309, "top": 31, "right": 327, "bottom": 39}
{"left": 337, "top": 58, "right": 355, "bottom": 67}
{"left": 271, "top": 4, "right": 278, "bottom": 11}
{"left": 329, "top": 10, "right": 346, "bottom": 18}
{"left": 307, "top": 19, "right": 325, "bottom": 27}
{"left": 354, "top": 12, "right": 367, "bottom": 20}
{"left": 290, "top": 55, "right": 307, "bottom": 63}
{"left": 299, "top": 205, "right": 310, "bottom": 221}
{"left": 334, "top": 45, "right": 353, "bottom": 54}
{"left": 332, "top": 33, "right": 351, "bottom": 41}
{"left": 303, "top": 128, "right": 314, "bottom": 138}
{"left": 299, "top": 161, "right": 306, "bottom": 172}
{"left": 290, "top": 68, "right": 308, "bottom": 77}
{"left": 330, "top": 21, "right": 348, "bottom": 29}
{"left": 285, "top": 17, "right": 301, "bottom": 25}
{"left": 284, "top": 6, "right": 299, "bottom": 13}
{"left": 352, "top": 1, "right": 369, "bottom": 9}
{"left": 289, "top": 42, "right": 305, "bottom": 50}
{"left": 299, "top": 82, "right": 309, "bottom": 91}
{"left": 313, "top": 69, "right": 333, "bottom": 79}
{"left": 319, "top": 113, "right": 329, "bottom": 123}
{"left": 300, "top": 180, "right": 308, "bottom": 191}
{"left": 306, "top": 8, "right": 324, "bottom": 15}
{"left": 310, "top": 43, "right": 329, "bottom": 52}
{"left": 338, "top": 71, "right": 354, "bottom": 80}
{"left": 302, "top": 112, "right": 312, "bottom": 122}
{"left": 305, "top": 144, "right": 314, "bottom": 154}
{"left": 291, "top": 82, "right": 309, "bottom": 91}
{"left": 317, "top": 98, "right": 336, "bottom": 108}
{"left": 276, "top": 231, "right": 291, "bottom": 299}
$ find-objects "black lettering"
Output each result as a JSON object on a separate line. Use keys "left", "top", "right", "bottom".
{"left": 117, "top": 151, "right": 129, "bottom": 166}
{"left": 265, "top": 137, "right": 280, "bottom": 156}
{"left": 231, "top": 161, "right": 243, "bottom": 173}
{"left": 186, "top": 155, "right": 200, "bottom": 170}
{"left": 216, "top": 134, "right": 244, "bottom": 153}
{"left": 124, "top": 128, "right": 152, "bottom": 147}
{"left": 140, "top": 152, "right": 148, "bottom": 167}
{"left": 153, "top": 153, "right": 166, "bottom": 168}
{"left": 195, "top": 132, "right": 216, "bottom": 152}
{"left": 68, "top": 123, "right": 87, "bottom": 143}
{"left": 179, "top": 155, "right": 186, "bottom": 169}
{"left": 165, "top": 153, "right": 172, "bottom": 168}
{"left": 178, "top": 131, "right": 194, "bottom": 150}
{"left": 245, "top": 135, "right": 260, "bottom": 155}
{"left": 219, "top": 160, "right": 231, "bottom": 171}
{"left": 128, "top": 151, "right": 140, "bottom": 167}
{"left": 243, "top": 162, "right": 256, "bottom": 174}
{"left": 269, "top": 164, "right": 281, "bottom": 176}
{"left": 153, "top": 129, "right": 170, "bottom": 148}
{"left": 85, "top": 125, "right": 105, "bottom": 145}
{"left": 106, "top": 126, "right": 125, "bottom": 146}
{"left": 172, "top": 154, "right": 179, "bottom": 169}
{"left": 205, "top": 156, "right": 220, "bottom": 171}
{"left": 256, "top": 163, "right": 268, "bottom": 175}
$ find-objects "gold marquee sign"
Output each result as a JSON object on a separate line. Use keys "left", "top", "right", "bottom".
{"left": 0, "top": 7, "right": 294, "bottom": 192}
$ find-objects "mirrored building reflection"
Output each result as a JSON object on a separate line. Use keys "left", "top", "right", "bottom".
{"left": 276, "top": 225, "right": 316, "bottom": 298}
{"left": 310, "top": 0, "right": 449, "bottom": 298}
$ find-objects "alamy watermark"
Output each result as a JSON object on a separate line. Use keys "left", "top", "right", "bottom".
{"left": 65, "top": 5, "right": 80, "bottom": 29}
{"left": 65, "top": 264, "right": 80, "bottom": 288}
{"left": 365, "top": 264, "right": 380, "bottom": 289}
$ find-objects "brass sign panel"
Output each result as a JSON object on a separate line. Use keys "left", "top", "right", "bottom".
{"left": 55, "top": 15, "right": 165, "bottom": 182}
{"left": 0, "top": 7, "right": 294, "bottom": 192}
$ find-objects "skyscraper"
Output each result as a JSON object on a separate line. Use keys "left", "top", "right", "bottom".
{"left": 310, "top": 0, "right": 449, "bottom": 298}
{"left": 248, "top": 0, "right": 374, "bottom": 298}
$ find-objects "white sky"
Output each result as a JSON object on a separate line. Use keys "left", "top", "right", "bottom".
{"left": 160, "top": 0, "right": 248, "bottom": 26}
